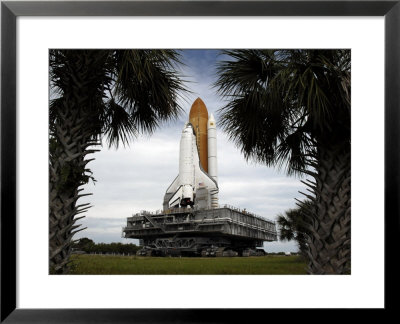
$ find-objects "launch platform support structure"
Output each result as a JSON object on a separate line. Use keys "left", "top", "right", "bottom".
{"left": 123, "top": 206, "right": 277, "bottom": 256}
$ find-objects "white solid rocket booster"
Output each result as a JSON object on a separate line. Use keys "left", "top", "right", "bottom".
{"left": 207, "top": 114, "right": 218, "bottom": 182}
{"left": 207, "top": 113, "right": 218, "bottom": 208}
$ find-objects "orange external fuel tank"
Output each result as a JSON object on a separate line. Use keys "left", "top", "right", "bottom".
{"left": 189, "top": 98, "right": 208, "bottom": 173}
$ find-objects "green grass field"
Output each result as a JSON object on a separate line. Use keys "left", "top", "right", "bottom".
{"left": 69, "top": 254, "right": 307, "bottom": 275}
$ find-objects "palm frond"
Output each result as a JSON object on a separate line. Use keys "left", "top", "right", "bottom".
{"left": 102, "top": 99, "right": 138, "bottom": 148}
{"left": 112, "top": 50, "right": 188, "bottom": 134}
{"left": 215, "top": 49, "right": 350, "bottom": 176}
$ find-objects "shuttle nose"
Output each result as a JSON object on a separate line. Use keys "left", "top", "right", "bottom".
{"left": 182, "top": 123, "right": 193, "bottom": 133}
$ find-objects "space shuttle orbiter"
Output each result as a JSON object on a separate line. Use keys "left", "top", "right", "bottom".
{"left": 163, "top": 98, "right": 218, "bottom": 210}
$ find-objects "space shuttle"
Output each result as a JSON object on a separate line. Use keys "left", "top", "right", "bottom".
{"left": 163, "top": 98, "right": 219, "bottom": 210}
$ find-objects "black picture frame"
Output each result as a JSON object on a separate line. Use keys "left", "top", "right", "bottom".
{"left": 1, "top": 0, "right": 398, "bottom": 322}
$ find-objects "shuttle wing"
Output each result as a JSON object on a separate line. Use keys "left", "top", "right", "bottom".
{"left": 195, "top": 165, "right": 218, "bottom": 193}
{"left": 163, "top": 175, "right": 181, "bottom": 209}
{"left": 168, "top": 185, "right": 183, "bottom": 208}
{"left": 165, "top": 175, "right": 179, "bottom": 195}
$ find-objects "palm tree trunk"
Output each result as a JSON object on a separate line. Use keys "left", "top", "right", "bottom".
{"left": 302, "top": 143, "right": 351, "bottom": 274}
{"left": 49, "top": 111, "right": 94, "bottom": 273}
{"left": 49, "top": 51, "right": 105, "bottom": 274}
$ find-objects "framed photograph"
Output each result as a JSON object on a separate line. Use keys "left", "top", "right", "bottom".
{"left": 1, "top": 0, "right": 398, "bottom": 322}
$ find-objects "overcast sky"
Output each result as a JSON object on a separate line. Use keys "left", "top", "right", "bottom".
{"left": 75, "top": 49, "right": 308, "bottom": 252}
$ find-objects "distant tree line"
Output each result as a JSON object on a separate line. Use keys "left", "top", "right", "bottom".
{"left": 267, "top": 252, "right": 299, "bottom": 256}
{"left": 72, "top": 238, "right": 140, "bottom": 255}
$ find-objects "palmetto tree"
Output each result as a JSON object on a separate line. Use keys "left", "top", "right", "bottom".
{"left": 276, "top": 200, "right": 313, "bottom": 257}
{"left": 49, "top": 50, "right": 187, "bottom": 273}
{"left": 215, "top": 50, "right": 350, "bottom": 274}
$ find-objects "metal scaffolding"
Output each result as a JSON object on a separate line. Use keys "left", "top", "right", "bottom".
{"left": 123, "top": 206, "right": 278, "bottom": 256}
